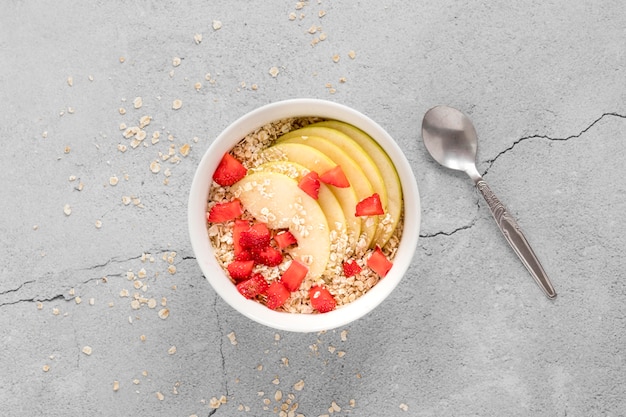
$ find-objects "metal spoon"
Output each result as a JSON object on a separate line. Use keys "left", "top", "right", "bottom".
{"left": 421, "top": 105, "right": 557, "bottom": 299}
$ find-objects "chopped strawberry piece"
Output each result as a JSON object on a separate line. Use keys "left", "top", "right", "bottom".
{"left": 213, "top": 153, "right": 247, "bottom": 186}
{"left": 240, "top": 222, "right": 271, "bottom": 250}
{"left": 233, "top": 219, "right": 249, "bottom": 257}
{"left": 355, "top": 193, "right": 384, "bottom": 216}
{"left": 342, "top": 260, "right": 362, "bottom": 277}
{"left": 367, "top": 246, "right": 393, "bottom": 277}
{"left": 266, "top": 281, "right": 291, "bottom": 310}
{"left": 274, "top": 230, "right": 297, "bottom": 249}
{"left": 253, "top": 246, "right": 283, "bottom": 266}
{"left": 236, "top": 273, "right": 269, "bottom": 299}
{"left": 319, "top": 165, "right": 350, "bottom": 188}
{"left": 234, "top": 250, "right": 253, "bottom": 262}
{"left": 207, "top": 199, "right": 243, "bottom": 223}
{"left": 227, "top": 260, "right": 255, "bottom": 281}
{"left": 281, "top": 260, "right": 309, "bottom": 292}
{"left": 309, "top": 286, "right": 336, "bottom": 313}
{"left": 298, "top": 171, "right": 320, "bottom": 200}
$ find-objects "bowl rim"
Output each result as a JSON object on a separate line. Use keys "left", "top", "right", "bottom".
{"left": 188, "top": 98, "right": 420, "bottom": 332}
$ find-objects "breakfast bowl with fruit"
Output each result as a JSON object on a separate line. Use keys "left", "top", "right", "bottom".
{"left": 188, "top": 99, "right": 420, "bottom": 332}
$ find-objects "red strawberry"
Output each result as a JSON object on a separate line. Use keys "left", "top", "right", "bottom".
{"left": 236, "top": 273, "right": 269, "bottom": 299}
{"left": 281, "top": 260, "right": 309, "bottom": 292}
{"left": 233, "top": 219, "right": 249, "bottom": 258}
{"left": 253, "top": 246, "right": 283, "bottom": 266}
{"left": 240, "top": 222, "right": 271, "bottom": 250}
{"left": 207, "top": 199, "right": 243, "bottom": 223}
{"left": 298, "top": 171, "right": 320, "bottom": 199}
{"left": 319, "top": 165, "right": 350, "bottom": 188}
{"left": 266, "top": 281, "right": 290, "bottom": 310}
{"left": 227, "top": 260, "right": 255, "bottom": 281}
{"left": 309, "top": 286, "right": 336, "bottom": 313}
{"left": 234, "top": 250, "right": 253, "bottom": 262}
{"left": 355, "top": 193, "right": 384, "bottom": 216}
{"left": 213, "top": 153, "right": 247, "bottom": 186}
{"left": 342, "top": 260, "right": 362, "bottom": 277}
{"left": 274, "top": 230, "right": 297, "bottom": 249}
{"left": 367, "top": 246, "right": 393, "bottom": 277}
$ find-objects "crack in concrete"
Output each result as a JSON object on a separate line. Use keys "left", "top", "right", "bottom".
{"left": 419, "top": 221, "right": 476, "bottom": 238}
{"left": 210, "top": 295, "right": 231, "bottom": 410}
{"left": 0, "top": 248, "right": 193, "bottom": 308}
{"left": 484, "top": 112, "right": 626, "bottom": 176}
{"left": 420, "top": 112, "right": 626, "bottom": 240}
{"left": 0, "top": 279, "right": 36, "bottom": 296}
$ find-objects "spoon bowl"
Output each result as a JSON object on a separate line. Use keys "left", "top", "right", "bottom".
{"left": 422, "top": 106, "right": 481, "bottom": 182}
{"left": 421, "top": 105, "right": 557, "bottom": 299}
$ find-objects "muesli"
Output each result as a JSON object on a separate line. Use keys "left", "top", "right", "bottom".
{"left": 207, "top": 117, "right": 403, "bottom": 313}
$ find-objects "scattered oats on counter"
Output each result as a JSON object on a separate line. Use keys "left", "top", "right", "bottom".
{"left": 212, "top": 20, "right": 222, "bottom": 30}
{"left": 133, "top": 96, "right": 143, "bottom": 109}
{"left": 82, "top": 346, "right": 92, "bottom": 355}
{"left": 113, "top": 380, "right": 120, "bottom": 391}
{"left": 227, "top": 331, "right": 238, "bottom": 345}
{"left": 269, "top": 66, "right": 280, "bottom": 77}
{"left": 167, "top": 346, "right": 177, "bottom": 355}
{"left": 194, "top": 33, "right": 203, "bottom": 44}
{"left": 63, "top": 204, "right": 71, "bottom": 216}
{"left": 172, "top": 99, "right": 182, "bottom": 110}
{"left": 158, "top": 308, "right": 169, "bottom": 319}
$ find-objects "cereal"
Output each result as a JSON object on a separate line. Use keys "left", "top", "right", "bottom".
{"left": 207, "top": 118, "right": 403, "bottom": 313}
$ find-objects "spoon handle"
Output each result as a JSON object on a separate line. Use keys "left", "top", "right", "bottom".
{"left": 476, "top": 180, "right": 557, "bottom": 299}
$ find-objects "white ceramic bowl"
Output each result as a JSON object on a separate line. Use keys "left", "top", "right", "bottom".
{"left": 188, "top": 98, "right": 420, "bottom": 332}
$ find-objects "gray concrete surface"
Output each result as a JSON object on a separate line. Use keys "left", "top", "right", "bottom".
{"left": 2, "top": 1, "right": 626, "bottom": 416}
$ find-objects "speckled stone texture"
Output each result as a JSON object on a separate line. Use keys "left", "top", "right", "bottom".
{"left": 1, "top": 1, "right": 625, "bottom": 416}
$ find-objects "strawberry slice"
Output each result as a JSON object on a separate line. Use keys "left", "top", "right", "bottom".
{"left": 355, "top": 193, "right": 384, "bottom": 216}
{"left": 236, "top": 273, "right": 269, "bottom": 299}
{"left": 274, "top": 230, "right": 297, "bottom": 249}
{"left": 240, "top": 222, "right": 271, "bottom": 250}
{"left": 233, "top": 219, "right": 249, "bottom": 258}
{"left": 207, "top": 199, "right": 243, "bottom": 223}
{"left": 281, "top": 260, "right": 309, "bottom": 292}
{"left": 234, "top": 250, "right": 253, "bottom": 262}
{"left": 367, "top": 246, "right": 393, "bottom": 277}
{"left": 227, "top": 260, "right": 255, "bottom": 281}
{"left": 253, "top": 246, "right": 283, "bottom": 266}
{"left": 298, "top": 171, "right": 320, "bottom": 199}
{"left": 319, "top": 165, "right": 350, "bottom": 188}
{"left": 266, "top": 281, "right": 291, "bottom": 310}
{"left": 342, "top": 260, "right": 362, "bottom": 277}
{"left": 309, "top": 286, "right": 336, "bottom": 313}
{"left": 213, "top": 153, "right": 247, "bottom": 186}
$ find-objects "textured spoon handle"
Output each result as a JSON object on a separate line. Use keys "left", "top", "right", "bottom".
{"left": 476, "top": 180, "right": 557, "bottom": 299}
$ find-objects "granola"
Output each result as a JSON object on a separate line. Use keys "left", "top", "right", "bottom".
{"left": 207, "top": 118, "right": 403, "bottom": 313}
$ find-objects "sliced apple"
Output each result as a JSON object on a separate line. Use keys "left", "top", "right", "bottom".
{"left": 276, "top": 135, "right": 378, "bottom": 248}
{"left": 251, "top": 161, "right": 347, "bottom": 236}
{"left": 279, "top": 126, "right": 388, "bottom": 215}
{"left": 232, "top": 171, "right": 330, "bottom": 279}
{"left": 261, "top": 142, "right": 361, "bottom": 250}
{"left": 310, "top": 120, "right": 403, "bottom": 248}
